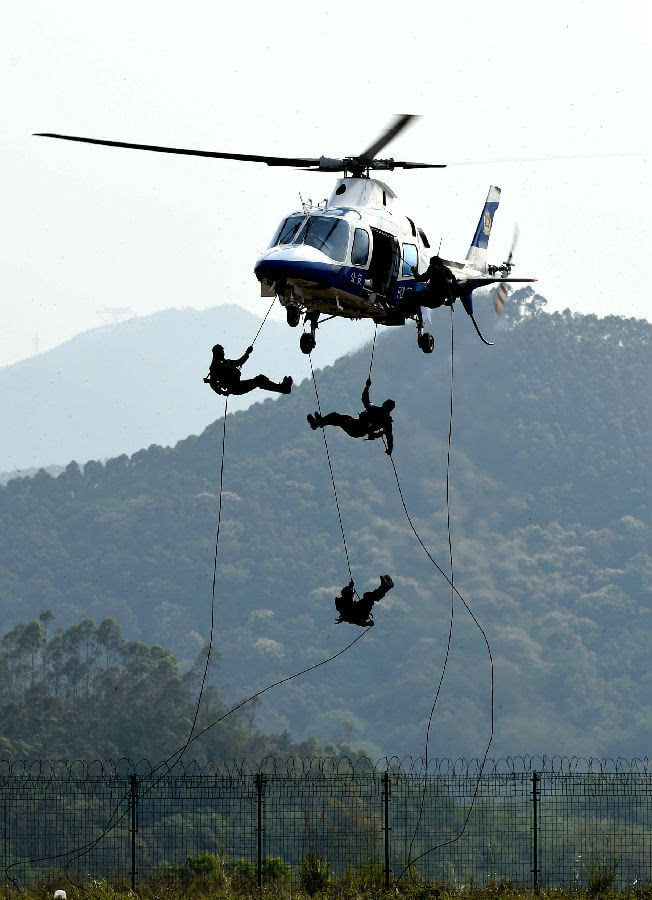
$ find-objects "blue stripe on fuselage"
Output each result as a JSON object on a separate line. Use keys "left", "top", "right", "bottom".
{"left": 255, "top": 258, "right": 370, "bottom": 297}
{"left": 255, "top": 257, "right": 419, "bottom": 305}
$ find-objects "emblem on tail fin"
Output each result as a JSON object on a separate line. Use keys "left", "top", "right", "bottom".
{"left": 466, "top": 185, "right": 501, "bottom": 271}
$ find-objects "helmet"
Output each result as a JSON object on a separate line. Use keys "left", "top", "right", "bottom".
{"left": 382, "top": 399, "right": 396, "bottom": 412}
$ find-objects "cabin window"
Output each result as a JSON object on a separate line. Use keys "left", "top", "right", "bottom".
{"left": 351, "top": 228, "right": 370, "bottom": 266}
{"left": 406, "top": 216, "right": 417, "bottom": 237}
{"left": 270, "top": 215, "right": 306, "bottom": 247}
{"left": 402, "top": 243, "right": 418, "bottom": 276}
{"left": 418, "top": 227, "right": 430, "bottom": 248}
{"left": 302, "top": 217, "right": 350, "bottom": 262}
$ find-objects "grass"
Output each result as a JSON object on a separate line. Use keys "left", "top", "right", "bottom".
{"left": 5, "top": 871, "right": 652, "bottom": 900}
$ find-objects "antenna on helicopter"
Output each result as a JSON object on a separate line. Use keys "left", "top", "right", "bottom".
{"left": 298, "top": 192, "right": 314, "bottom": 215}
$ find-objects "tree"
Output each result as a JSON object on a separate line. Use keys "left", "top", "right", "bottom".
{"left": 96, "top": 618, "right": 123, "bottom": 669}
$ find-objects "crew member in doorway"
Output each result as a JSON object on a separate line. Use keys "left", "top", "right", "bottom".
{"left": 204, "top": 344, "right": 292, "bottom": 396}
{"left": 334, "top": 575, "right": 394, "bottom": 627}
{"left": 307, "top": 379, "right": 394, "bottom": 454}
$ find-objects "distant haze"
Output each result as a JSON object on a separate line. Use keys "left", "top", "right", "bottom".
{"left": 0, "top": 304, "right": 376, "bottom": 474}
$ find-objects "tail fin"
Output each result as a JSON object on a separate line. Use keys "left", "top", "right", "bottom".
{"left": 465, "top": 185, "right": 501, "bottom": 271}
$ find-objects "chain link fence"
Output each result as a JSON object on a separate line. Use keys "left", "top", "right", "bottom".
{"left": 1, "top": 757, "right": 650, "bottom": 889}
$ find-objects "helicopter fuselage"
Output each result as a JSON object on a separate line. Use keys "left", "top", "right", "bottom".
{"left": 34, "top": 123, "right": 534, "bottom": 352}
{"left": 254, "top": 176, "right": 490, "bottom": 328}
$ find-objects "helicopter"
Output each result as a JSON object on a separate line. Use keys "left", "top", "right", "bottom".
{"left": 36, "top": 115, "right": 535, "bottom": 354}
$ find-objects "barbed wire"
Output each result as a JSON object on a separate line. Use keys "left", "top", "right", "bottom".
{"left": 0, "top": 754, "right": 649, "bottom": 779}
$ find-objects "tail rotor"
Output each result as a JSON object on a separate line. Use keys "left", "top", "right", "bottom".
{"left": 493, "top": 225, "right": 519, "bottom": 315}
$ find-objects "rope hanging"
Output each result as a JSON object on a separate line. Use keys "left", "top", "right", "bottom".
{"left": 308, "top": 353, "right": 353, "bottom": 584}
{"left": 389, "top": 309, "right": 494, "bottom": 881}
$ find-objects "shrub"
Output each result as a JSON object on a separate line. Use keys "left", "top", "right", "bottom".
{"left": 232, "top": 858, "right": 256, "bottom": 888}
{"left": 262, "top": 855, "right": 291, "bottom": 882}
{"left": 165, "top": 850, "right": 228, "bottom": 888}
{"left": 583, "top": 850, "right": 620, "bottom": 897}
{"left": 299, "top": 853, "right": 330, "bottom": 895}
{"left": 185, "top": 850, "right": 221, "bottom": 876}
{"left": 233, "top": 859, "right": 255, "bottom": 879}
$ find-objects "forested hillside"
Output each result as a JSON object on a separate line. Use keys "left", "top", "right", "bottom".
{"left": 0, "top": 293, "right": 649, "bottom": 759}
{"left": 0, "top": 614, "right": 346, "bottom": 760}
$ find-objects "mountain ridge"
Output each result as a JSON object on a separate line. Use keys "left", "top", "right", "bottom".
{"left": 0, "top": 303, "right": 376, "bottom": 474}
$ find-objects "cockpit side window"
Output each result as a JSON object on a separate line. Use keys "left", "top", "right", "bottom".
{"left": 402, "top": 243, "right": 418, "bottom": 276}
{"left": 302, "top": 217, "right": 350, "bottom": 262}
{"left": 351, "top": 228, "right": 370, "bottom": 266}
{"left": 268, "top": 219, "right": 286, "bottom": 248}
{"left": 270, "top": 215, "right": 306, "bottom": 247}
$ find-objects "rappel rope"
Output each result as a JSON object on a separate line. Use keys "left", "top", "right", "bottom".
{"left": 367, "top": 321, "right": 378, "bottom": 382}
{"left": 156, "top": 298, "right": 275, "bottom": 776}
{"left": 305, "top": 322, "right": 378, "bottom": 591}
{"left": 156, "top": 395, "right": 229, "bottom": 777}
{"left": 388, "top": 307, "right": 494, "bottom": 882}
{"left": 405, "top": 305, "right": 456, "bottom": 879}
{"left": 308, "top": 352, "right": 354, "bottom": 585}
{"left": 250, "top": 296, "right": 277, "bottom": 346}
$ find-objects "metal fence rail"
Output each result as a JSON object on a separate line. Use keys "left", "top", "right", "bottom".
{"left": 1, "top": 758, "right": 650, "bottom": 889}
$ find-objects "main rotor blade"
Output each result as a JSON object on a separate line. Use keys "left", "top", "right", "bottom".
{"left": 34, "top": 133, "right": 330, "bottom": 169}
{"left": 391, "top": 160, "right": 447, "bottom": 170}
{"left": 358, "top": 114, "right": 417, "bottom": 164}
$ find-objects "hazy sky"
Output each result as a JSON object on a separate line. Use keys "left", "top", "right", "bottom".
{"left": 1, "top": 0, "right": 650, "bottom": 366}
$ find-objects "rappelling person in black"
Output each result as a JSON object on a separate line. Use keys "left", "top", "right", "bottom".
{"left": 415, "top": 255, "right": 458, "bottom": 308}
{"left": 307, "top": 378, "right": 394, "bottom": 454}
{"left": 204, "top": 344, "right": 293, "bottom": 396}
{"left": 334, "top": 575, "right": 394, "bottom": 627}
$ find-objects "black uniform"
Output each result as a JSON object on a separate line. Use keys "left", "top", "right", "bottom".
{"left": 417, "top": 255, "right": 458, "bottom": 308}
{"left": 204, "top": 345, "right": 292, "bottom": 396}
{"left": 334, "top": 575, "right": 394, "bottom": 627}
{"left": 308, "top": 379, "right": 394, "bottom": 454}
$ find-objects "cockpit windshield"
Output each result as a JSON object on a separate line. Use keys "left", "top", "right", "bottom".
{"left": 269, "top": 215, "right": 306, "bottom": 247}
{"left": 298, "top": 216, "right": 350, "bottom": 262}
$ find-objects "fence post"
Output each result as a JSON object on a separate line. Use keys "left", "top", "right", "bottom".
{"left": 129, "top": 774, "right": 138, "bottom": 891}
{"left": 531, "top": 770, "right": 540, "bottom": 892}
{"left": 383, "top": 770, "right": 391, "bottom": 889}
{"left": 2, "top": 799, "right": 7, "bottom": 876}
{"left": 255, "top": 773, "right": 264, "bottom": 891}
